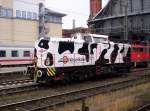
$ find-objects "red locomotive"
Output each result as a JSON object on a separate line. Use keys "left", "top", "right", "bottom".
{"left": 131, "top": 44, "right": 150, "bottom": 67}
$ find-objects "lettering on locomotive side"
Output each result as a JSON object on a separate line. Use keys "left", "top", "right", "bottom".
{"left": 58, "top": 56, "right": 85, "bottom": 64}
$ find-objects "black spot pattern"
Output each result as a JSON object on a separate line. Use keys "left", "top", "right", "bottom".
{"left": 58, "top": 42, "right": 74, "bottom": 54}
{"left": 95, "top": 43, "right": 111, "bottom": 65}
{"left": 44, "top": 53, "right": 53, "bottom": 66}
{"left": 90, "top": 43, "right": 97, "bottom": 54}
{"left": 95, "top": 49, "right": 109, "bottom": 65}
{"left": 110, "top": 44, "right": 119, "bottom": 64}
{"left": 38, "top": 39, "right": 49, "bottom": 49}
{"left": 120, "top": 45, "right": 124, "bottom": 53}
{"left": 78, "top": 42, "right": 89, "bottom": 62}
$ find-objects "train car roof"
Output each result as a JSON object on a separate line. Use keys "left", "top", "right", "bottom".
{"left": 131, "top": 44, "right": 150, "bottom": 48}
{"left": 0, "top": 44, "right": 34, "bottom": 48}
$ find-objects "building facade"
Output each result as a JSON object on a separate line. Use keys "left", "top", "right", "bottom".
{"left": 88, "top": 0, "right": 150, "bottom": 42}
{"left": 0, "top": 0, "right": 65, "bottom": 45}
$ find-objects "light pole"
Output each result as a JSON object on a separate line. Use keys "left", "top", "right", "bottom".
{"left": 123, "top": 1, "right": 128, "bottom": 42}
{"left": 39, "top": 2, "right": 45, "bottom": 39}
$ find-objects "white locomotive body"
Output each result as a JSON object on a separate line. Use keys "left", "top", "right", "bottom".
{"left": 34, "top": 33, "right": 131, "bottom": 83}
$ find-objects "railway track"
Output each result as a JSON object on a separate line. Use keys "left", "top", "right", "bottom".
{"left": 135, "top": 103, "right": 150, "bottom": 111}
{"left": 0, "top": 79, "right": 38, "bottom": 96}
{"left": 0, "top": 67, "right": 149, "bottom": 96}
{"left": 0, "top": 79, "right": 32, "bottom": 86}
{"left": 0, "top": 71, "right": 27, "bottom": 83}
{"left": 0, "top": 71, "right": 150, "bottom": 111}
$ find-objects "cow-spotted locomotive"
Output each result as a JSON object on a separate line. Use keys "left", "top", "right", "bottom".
{"left": 29, "top": 33, "right": 131, "bottom": 84}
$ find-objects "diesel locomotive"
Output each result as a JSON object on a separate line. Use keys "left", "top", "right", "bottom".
{"left": 28, "top": 33, "right": 132, "bottom": 83}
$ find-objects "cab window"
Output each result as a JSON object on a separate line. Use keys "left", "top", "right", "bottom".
{"left": 93, "top": 37, "right": 100, "bottom": 43}
{"left": 140, "top": 48, "right": 144, "bottom": 52}
{"left": 132, "top": 48, "right": 138, "bottom": 52}
{"left": 83, "top": 36, "right": 92, "bottom": 42}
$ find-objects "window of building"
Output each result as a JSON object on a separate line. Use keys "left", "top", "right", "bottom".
{"left": 27, "top": 12, "right": 32, "bottom": 19}
{"left": 16, "top": 10, "right": 21, "bottom": 18}
{"left": 23, "top": 51, "right": 30, "bottom": 57}
{"left": 54, "top": 16, "right": 57, "bottom": 22}
{"left": 1, "top": 8, "right": 7, "bottom": 17}
{"left": 49, "top": 16, "right": 53, "bottom": 22}
{"left": 45, "top": 15, "right": 62, "bottom": 23}
{"left": 33, "top": 12, "right": 37, "bottom": 20}
{"left": 0, "top": 50, "right": 6, "bottom": 57}
{"left": 1, "top": 8, "right": 13, "bottom": 17}
{"left": 22, "top": 11, "right": 26, "bottom": 18}
{"left": 57, "top": 17, "right": 61, "bottom": 23}
{"left": 7, "top": 9, "right": 13, "bottom": 17}
{"left": 52, "top": 16, "right": 55, "bottom": 22}
{"left": 11, "top": 50, "right": 18, "bottom": 57}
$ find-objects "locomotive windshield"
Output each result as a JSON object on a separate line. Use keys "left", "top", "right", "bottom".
{"left": 83, "top": 36, "right": 92, "bottom": 42}
{"left": 93, "top": 37, "right": 107, "bottom": 43}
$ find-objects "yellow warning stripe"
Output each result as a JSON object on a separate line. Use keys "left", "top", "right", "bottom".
{"left": 47, "top": 68, "right": 53, "bottom": 76}
{"left": 52, "top": 67, "right": 56, "bottom": 72}
{"left": 47, "top": 68, "right": 52, "bottom": 76}
{"left": 47, "top": 68, "right": 56, "bottom": 76}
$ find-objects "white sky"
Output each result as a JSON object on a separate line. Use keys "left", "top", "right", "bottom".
{"left": 45, "top": 0, "right": 109, "bottom": 29}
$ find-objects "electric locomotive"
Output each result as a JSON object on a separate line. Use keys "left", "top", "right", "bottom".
{"left": 131, "top": 44, "right": 150, "bottom": 67}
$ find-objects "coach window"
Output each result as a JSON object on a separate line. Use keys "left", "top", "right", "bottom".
{"left": 24, "top": 51, "right": 30, "bottom": 57}
{"left": 11, "top": 50, "right": 18, "bottom": 57}
{"left": 0, "top": 50, "right": 6, "bottom": 57}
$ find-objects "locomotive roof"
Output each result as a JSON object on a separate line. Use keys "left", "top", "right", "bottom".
{"left": 87, "top": 33, "right": 108, "bottom": 38}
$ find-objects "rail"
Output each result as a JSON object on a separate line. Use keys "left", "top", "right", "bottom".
{"left": 0, "top": 73, "right": 150, "bottom": 111}
{"left": 135, "top": 103, "right": 150, "bottom": 111}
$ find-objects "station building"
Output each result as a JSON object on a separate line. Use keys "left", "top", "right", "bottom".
{"left": 0, "top": 0, "right": 65, "bottom": 45}
{"left": 88, "top": 0, "right": 150, "bottom": 42}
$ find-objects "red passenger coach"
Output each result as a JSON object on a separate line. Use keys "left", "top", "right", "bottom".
{"left": 131, "top": 44, "right": 150, "bottom": 67}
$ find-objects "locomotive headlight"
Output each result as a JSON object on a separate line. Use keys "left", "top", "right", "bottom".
{"left": 37, "top": 70, "right": 42, "bottom": 77}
